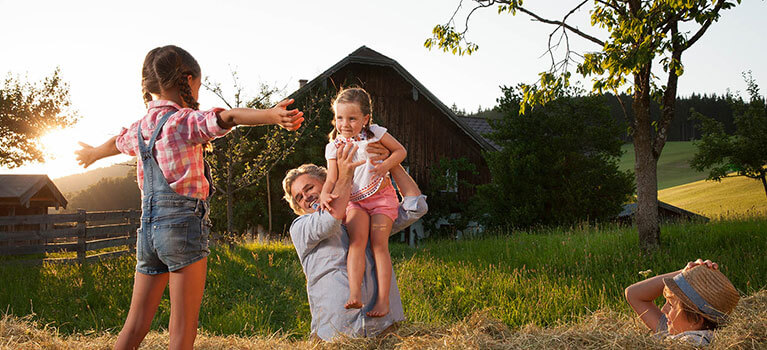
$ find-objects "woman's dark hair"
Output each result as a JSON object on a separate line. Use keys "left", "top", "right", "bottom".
{"left": 141, "top": 45, "right": 201, "bottom": 110}
{"left": 328, "top": 87, "right": 375, "bottom": 140}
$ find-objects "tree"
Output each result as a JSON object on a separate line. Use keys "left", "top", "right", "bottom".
{"left": 65, "top": 168, "right": 141, "bottom": 212}
{"left": 203, "top": 72, "right": 320, "bottom": 235}
{"left": 0, "top": 68, "right": 78, "bottom": 167}
{"left": 471, "top": 86, "right": 634, "bottom": 228}
{"left": 427, "top": 0, "right": 739, "bottom": 251}
{"left": 691, "top": 72, "right": 767, "bottom": 198}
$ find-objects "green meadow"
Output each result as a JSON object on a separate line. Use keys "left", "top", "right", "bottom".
{"left": 1, "top": 218, "right": 765, "bottom": 338}
{"left": 619, "top": 141, "right": 708, "bottom": 190}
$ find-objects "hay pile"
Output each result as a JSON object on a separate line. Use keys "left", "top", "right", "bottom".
{"left": 2, "top": 290, "right": 765, "bottom": 349}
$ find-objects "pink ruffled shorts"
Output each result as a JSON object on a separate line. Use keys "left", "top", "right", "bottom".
{"left": 346, "top": 182, "right": 399, "bottom": 222}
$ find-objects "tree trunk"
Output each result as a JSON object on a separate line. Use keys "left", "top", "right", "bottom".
{"left": 761, "top": 173, "right": 767, "bottom": 199}
{"left": 633, "top": 69, "right": 661, "bottom": 252}
{"left": 266, "top": 171, "right": 272, "bottom": 234}
{"left": 226, "top": 159, "right": 233, "bottom": 234}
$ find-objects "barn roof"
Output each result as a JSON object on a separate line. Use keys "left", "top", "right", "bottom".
{"left": 618, "top": 201, "right": 708, "bottom": 222}
{"left": 457, "top": 116, "right": 501, "bottom": 151}
{"left": 0, "top": 175, "right": 68, "bottom": 209}
{"left": 289, "top": 46, "right": 497, "bottom": 152}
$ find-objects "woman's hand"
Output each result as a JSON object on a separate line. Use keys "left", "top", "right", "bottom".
{"left": 272, "top": 99, "right": 304, "bottom": 131}
{"left": 684, "top": 258, "right": 718, "bottom": 272}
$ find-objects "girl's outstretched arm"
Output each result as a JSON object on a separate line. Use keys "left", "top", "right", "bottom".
{"left": 217, "top": 98, "right": 304, "bottom": 130}
{"left": 370, "top": 133, "right": 406, "bottom": 181}
{"left": 75, "top": 136, "right": 120, "bottom": 168}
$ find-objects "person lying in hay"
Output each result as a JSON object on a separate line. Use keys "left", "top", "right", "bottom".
{"left": 625, "top": 258, "right": 740, "bottom": 346}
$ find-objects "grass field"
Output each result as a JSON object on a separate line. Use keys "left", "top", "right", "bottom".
{"left": 659, "top": 175, "right": 767, "bottom": 219}
{"left": 1, "top": 218, "right": 765, "bottom": 340}
{"left": 619, "top": 141, "right": 708, "bottom": 190}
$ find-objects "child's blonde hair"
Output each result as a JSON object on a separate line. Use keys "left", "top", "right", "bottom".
{"left": 329, "top": 87, "right": 375, "bottom": 141}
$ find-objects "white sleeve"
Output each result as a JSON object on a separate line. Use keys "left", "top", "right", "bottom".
{"left": 390, "top": 195, "right": 428, "bottom": 235}
{"left": 324, "top": 142, "right": 337, "bottom": 160}
{"left": 289, "top": 211, "right": 342, "bottom": 259}
{"left": 368, "top": 124, "right": 388, "bottom": 142}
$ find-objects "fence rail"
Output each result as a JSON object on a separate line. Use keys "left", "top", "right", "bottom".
{"left": 0, "top": 209, "right": 140, "bottom": 265}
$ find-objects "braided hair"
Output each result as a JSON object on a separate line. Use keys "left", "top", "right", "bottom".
{"left": 140, "top": 45, "right": 201, "bottom": 110}
{"left": 329, "top": 87, "right": 375, "bottom": 141}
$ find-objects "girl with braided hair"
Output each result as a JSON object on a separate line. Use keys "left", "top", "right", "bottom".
{"left": 75, "top": 45, "right": 303, "bottom": 350}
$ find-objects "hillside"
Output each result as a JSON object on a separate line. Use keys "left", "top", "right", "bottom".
{"left": 659, "top": 175, "right": 767, "bottom": 219}
{"left": 618, "top": 141, "right": 708, "bottom": 190}
{"left": 52, "top": 160, "right": 135, "bottom": 195}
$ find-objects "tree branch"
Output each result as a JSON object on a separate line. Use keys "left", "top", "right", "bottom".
{"left": 512, "top": 4, "right": 605, "bottom": 46}
{"left": 683, "top": 0, "right": 725, "bottom": 50}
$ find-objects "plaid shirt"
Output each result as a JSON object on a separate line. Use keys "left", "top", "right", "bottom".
{"left": 115, "top": 100, "right": 231, "bottom": 199}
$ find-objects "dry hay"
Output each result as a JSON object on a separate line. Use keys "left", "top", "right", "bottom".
{"left": 2, "top": 290, "right": 765, "bottom": 349}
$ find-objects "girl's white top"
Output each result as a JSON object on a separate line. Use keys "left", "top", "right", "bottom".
{"left": 325, "top": 124, "right": 387, "bottom": 202}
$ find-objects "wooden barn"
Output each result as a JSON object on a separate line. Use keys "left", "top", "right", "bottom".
{"left": 0, "top": 175, "right": 68, "bottom": 232}
{"left": 289, "top": 46, "right": 497, "bottom": 200}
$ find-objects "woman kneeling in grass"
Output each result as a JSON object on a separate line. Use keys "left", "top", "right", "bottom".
{"left": 625, "top": 259, "right": 740, "bottom": 346}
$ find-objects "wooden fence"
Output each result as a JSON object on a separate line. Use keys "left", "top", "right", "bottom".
{"left": 0, "top": 209, "right": 140, "bottom": 265}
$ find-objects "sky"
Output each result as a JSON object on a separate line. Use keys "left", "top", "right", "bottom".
{"left": 2, "top": 0, "right": 766, "bottom": 179}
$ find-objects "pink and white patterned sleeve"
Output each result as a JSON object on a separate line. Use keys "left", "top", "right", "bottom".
{"left": 115, "top": 120, "right": 140, "bottom": 157}
{"left": 176, "top": 108, "right": 231, "bottom": 144}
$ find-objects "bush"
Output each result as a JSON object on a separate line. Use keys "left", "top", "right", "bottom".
{"left": 472, "top": 87, "right": 635, "bottom": 228}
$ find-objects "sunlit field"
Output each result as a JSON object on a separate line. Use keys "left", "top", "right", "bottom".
{"left": 659, "top": 175, "right": 767, "bottom": 219}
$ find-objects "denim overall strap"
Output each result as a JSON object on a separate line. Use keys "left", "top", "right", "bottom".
{"left": 137, "top": 110, "right": 178, "bottom": 196}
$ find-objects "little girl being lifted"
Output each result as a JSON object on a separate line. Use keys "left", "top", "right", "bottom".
{"left": 320, "top": 87, "right": 406, "bottom": 317}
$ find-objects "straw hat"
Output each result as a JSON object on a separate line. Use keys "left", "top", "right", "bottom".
{"left": 663, "top": 265, "right": 740, "bottom": 323}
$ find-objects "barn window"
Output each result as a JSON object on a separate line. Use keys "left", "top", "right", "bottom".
{"left": 412, "top": 86, "right": 419, "bottom": 101}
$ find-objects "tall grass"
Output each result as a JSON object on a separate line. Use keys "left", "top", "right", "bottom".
{"left": 393, "top": 219, "right": 766, "bottom": 328}
{"left": 0, "top": 218, "right": 765, "bottom": 338}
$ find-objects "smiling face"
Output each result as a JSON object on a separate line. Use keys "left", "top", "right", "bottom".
{"left": 333, "top": 102, "right": 370, "bottom": 139}
{"left": 289, "top": 173, "right": 324, "bottom": 214}
{"left": 661, "top": 287, "right": 703, "bottom": 334}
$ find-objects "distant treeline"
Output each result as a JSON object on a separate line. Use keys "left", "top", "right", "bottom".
{"left": 603, "top": 93, "right": 736, "bottom": 142}
{"left": 464, "top": 92, "right": 738, "bottom": 142}
{"left": 61, "top": 172, "right": 140, "bottom": 213}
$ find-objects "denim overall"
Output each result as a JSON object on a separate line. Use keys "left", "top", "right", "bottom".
{"left": 135, "top": 110, "right": 213, "bottom": 275}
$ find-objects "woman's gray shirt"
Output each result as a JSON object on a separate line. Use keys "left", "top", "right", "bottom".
{"left": 289, "top": 195, "right": 427, "bottom": 341}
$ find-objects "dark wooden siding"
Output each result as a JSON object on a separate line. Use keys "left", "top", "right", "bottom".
{"left": 327, "top": 63, "right": 490, "bottom": 200}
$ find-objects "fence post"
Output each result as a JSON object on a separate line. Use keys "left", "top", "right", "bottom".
{"left": 76, "top": 209, "right": 86, "bottom": 264}
{"left": 128, "top": 209, "right": 138, "bottom": 255}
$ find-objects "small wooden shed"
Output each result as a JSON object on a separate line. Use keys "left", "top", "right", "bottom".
{"left": 0, "top": 175, "right": 68, "bottom": 232}
{"left": 289, "top": 46, "right": 495, "bottom": 200}
{"left": 617, "top": 201, "right": 709, "bottom": 223}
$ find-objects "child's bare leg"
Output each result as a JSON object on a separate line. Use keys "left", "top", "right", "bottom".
{"left": 114, "top": 272, "right": 169, "bottom": 350}
{"left": 367, "top": 214, "right": 394, "bottom": 317}
{"left": 168, "top": 258, "right": 207, "bottom": 350}
{"left": 345, "top": 209, "right": 369, "bottom": 309}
